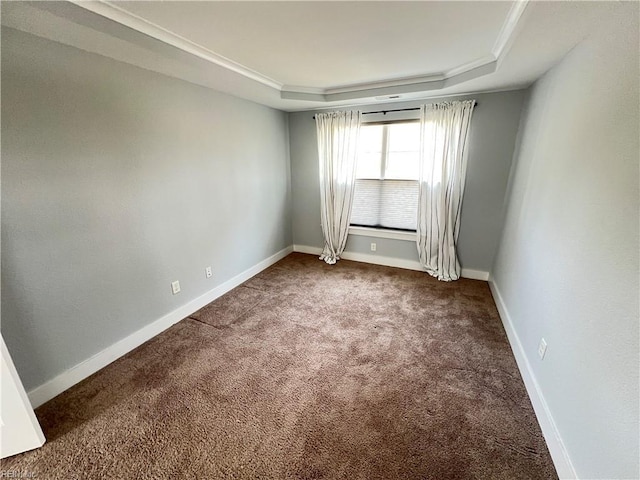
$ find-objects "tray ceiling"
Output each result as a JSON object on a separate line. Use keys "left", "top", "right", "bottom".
{"left": 0, "top": 1, "right": 625, "bottom": 111}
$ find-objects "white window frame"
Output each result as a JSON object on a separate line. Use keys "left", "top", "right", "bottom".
{"left": 348, "top": 225, "right": 415, "bottom": 241}
{"left": 350, "top": 115, "right": 420, "bottom": 241}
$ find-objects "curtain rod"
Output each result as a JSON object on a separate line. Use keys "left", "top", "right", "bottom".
{"left": 312, "top": 103, "right": 478, "bottom": 119}
{"left": 363, "top": 107, "right": 420, "bottom": 115}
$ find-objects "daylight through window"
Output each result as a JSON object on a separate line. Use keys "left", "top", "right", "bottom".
{"left": 351, "top": 121, "right": 420, "bottom": 231}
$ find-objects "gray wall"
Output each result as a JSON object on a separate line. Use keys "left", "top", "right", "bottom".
{"left": 491, "top": 4, "right": 639, "bottom": 478}
{"left": 1, "top": 28, "right": 292, "bottom": 391}
{"left": 289, "top": 90, "right": 526, "bottom": 272}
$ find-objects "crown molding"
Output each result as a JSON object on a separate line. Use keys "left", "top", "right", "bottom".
{"left": 281, "top": 59, "right": 498, "bottom": 103}
{"left": 492, "top": 0, "right": 531, "bottom": 65}
{"left": 42, "top": 0, "right": 530, "bottom": 103}
{"left": 281, "top": 0, "right": 530, "bottom": 102}
{"left": 446, "top": 55, "right": 496, "bottom": 78}
{"left": 325, "top": 73, "right": 446, "bottom": 95}
{"left": 70, "top": 0, "right": 283, "bottom": 90}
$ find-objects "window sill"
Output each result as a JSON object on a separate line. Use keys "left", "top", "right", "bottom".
{"left": 348, "top": 226, "right": 416, "bottom": 242}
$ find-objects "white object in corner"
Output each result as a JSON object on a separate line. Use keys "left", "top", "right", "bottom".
{"left": 292, "top": 245, "right": 489, "bottom": 281}
{"left": 27, "top": 246, "right": 293, "bottom": 408}
{"left": 1, "top": 336, "right": 46, "bottom": 458}
{"left": 488, "top": 280, "right": 577, "bottom": 479}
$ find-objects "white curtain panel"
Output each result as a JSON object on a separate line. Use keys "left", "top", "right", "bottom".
{"left": 417, "top": 100, "right": 476, "bottom": 281}
{"left": 315, "top": 110, "right": 361, "bottom": 264}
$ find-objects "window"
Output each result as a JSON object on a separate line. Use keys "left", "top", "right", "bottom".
{"left": 351, "top": 121, "right": 420, "bottom": 231}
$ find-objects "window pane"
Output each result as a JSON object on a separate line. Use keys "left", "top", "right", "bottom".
{"left": 351, "top": 122, "right": 420, "bottom": 231}
{"left": 388, "top": 122, "right": 420, "bottom": 151}
{"left": 386, "top": 151, "right": 419, "bottom": 180}
{"left": 386, "top": 123, "right": 419, "bottom": 180}
{"left": 356, "top": 125, "right": 383, "bottom": 179}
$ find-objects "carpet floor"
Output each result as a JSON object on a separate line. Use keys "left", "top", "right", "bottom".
{"left": 2, "top": 253, "right": 557, "bottom": 479}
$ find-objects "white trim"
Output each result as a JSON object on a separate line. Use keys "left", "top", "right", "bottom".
{"left": 280, "top": 85, "right": 325, "bottom": 95}
{"left": 287, "top": 86, "right": 530, "bottom": 114}
{"left": 292, "top": 244, "right": 325, "bottom": 256}
{"left": 325, "top": 73, "right": 447, "bottom": 95}
{"left": 27, "top": 246, "right": 293, "bottom": 408}
{"left": 343, "top": 251, "right": 426, "bottom": 272}
{"left": 71, "top": 0, "right": 283, "bottom": 90}
{"left": 1, "top": 337, "right": 45, "bottom": 458}
{"left": 26, "top": 242, "right": 488, "bottom": 408}
{"left": 492, "top": 0, "right": 531, "bottom": 62}
{"left": 282, "top": 2, "right": 530, "bottom": 102}
{"left": 292, "top": 245, "right": 488, "bottom": 281}
{"left": 348, "top": 226, "right": 416, "bottom": 242}
{"left": 446, "top": 54, "right": 496, "bottom": 78}
{"left": 488, "top": 280, "right": 577, "bottom": 480}
{"left": 294, "top": 244, "right": 424, "bottom": 271}
{"left": 460, "top": 268, "right": 490, "bottom": 281}
{"left": 65, "top": 0, "right": 527, "bottom": 103}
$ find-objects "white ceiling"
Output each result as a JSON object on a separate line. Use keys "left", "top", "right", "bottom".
{"left": 114, "top": 1, "right": 511, "bottom": 89}
{"left": 0, "top": 1, "right": 627, "bottom": 111}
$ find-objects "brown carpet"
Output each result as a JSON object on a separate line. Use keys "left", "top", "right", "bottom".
{"left": 2, "top": 253, "right": 557, "bottom": 479}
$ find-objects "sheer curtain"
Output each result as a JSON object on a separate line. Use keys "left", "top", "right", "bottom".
{"left": 315, "top": 110, "right": 361, "bottom": 264}
{"left": 417, "top": 100, "right": 476, "bottom": 281}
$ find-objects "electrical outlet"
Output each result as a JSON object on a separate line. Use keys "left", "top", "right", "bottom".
{"left": 205, "top": 266, "right": 213, "bottom": 278}
{"left": 370, "top": 243, "right": 377, "bottom": 252}
{"left": 538, "top": 338, "right": 547, "bottom": 360}
{"left": 171, "top": 280, "right": 181, "bottom": 295}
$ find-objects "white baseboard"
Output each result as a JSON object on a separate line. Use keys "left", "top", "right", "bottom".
{"left": 343, "top": 250, "right": 426, "bottom": 272}
{"left": 488, "top": 280, "right": 577, "bottom": 480}
{"left": 459, "top": 268, "right": 490, "bottom": 281}
{"left": 292, "top": 244, "right": 324, "bottom": 256}
{"left": 26, "top": 244, "right": 570, "bottom": 478}
{"left": 292, "top": 244, "right": 489, "bottom": 281}
{"left": 27, "top": 246, "right": 293, "bottom": 409}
